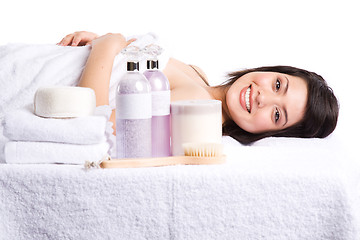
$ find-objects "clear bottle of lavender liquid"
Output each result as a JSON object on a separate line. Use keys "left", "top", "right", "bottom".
{"left": 143, "top": 44, "right": 171, "bottom": 157}
{"left": 116, "top": 46, "right": 152, "bottom": 158}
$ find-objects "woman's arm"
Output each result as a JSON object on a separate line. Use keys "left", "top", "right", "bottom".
{"left": 60, "top": 32, "right": 135, "bottom": 132}
{"left": 80, "top": 32, "right": 136, "bottom": 105}
{"left": 81, "top": 33, "right": 135, "bottom": 132}
{"left": 78, "top": 33, "right": 127, "bottom": 106}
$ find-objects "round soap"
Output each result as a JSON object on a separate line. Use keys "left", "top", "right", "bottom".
{"left": 34, "top": 86, "right": 96, "bottom": 118}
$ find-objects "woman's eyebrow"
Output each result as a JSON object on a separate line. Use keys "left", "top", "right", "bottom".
{"left": 283, "top": 108, "right": 288, "bottom": 126}
{"left": 284, "top": 76, "right": 289, "bottom": 94}
{"left": 282, "top": 76, "right": 289, "bottom": 126}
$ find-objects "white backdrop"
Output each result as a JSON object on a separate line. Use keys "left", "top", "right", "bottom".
{"left": 1, "top": 0, "right": 359, "bottom": 150}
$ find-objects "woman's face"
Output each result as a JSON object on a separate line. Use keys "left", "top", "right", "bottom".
{"left": 225, "top": 72, "right": 308, "bottom": 133}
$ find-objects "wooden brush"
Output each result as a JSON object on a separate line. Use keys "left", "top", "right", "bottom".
{"left": 100, "top": 143, "right": 225, "bottom": 168}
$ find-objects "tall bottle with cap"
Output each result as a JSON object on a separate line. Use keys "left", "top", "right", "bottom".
{"left": 116, "top": 46, "right": 152, "bottom": 158}
{"left": 143, "top": 44, "right": 171, "bottom": 157}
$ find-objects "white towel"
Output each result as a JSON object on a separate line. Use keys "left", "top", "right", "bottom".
{"left": 0, "top": 33, "right": 160, "bottom": 118}
{"left": 4, "top": 141, "right": 109, "bottom": 164}
{"left": 3, "top": 105, "right": 113, "bottom": 145}
{"left": 0, "top": 34, "right": 160, "bottom": 162}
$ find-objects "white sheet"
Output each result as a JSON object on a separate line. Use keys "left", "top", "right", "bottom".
{"left": 0, "top": 136, "right": 359, "bottom": 240}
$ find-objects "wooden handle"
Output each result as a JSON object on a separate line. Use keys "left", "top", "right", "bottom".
{"left": 100, "top": 155, "right": 226, "bottom": 168}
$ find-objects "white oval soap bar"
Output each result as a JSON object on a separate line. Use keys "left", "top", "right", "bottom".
{"left": 34, "top": 86, "right": 96, "bottom": 118}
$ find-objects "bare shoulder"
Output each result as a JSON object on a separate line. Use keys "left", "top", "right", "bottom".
{"left": 188, "top": 64, "right": 209, "bottom": 86}
{"left": 171, "top": 84, "right": 212, "bottom": 102}
{"left": 163, "top": 58, "right": 209, "bottom": 90}
{"left": 163, "top": 58, "right": 213, "bottom": 102}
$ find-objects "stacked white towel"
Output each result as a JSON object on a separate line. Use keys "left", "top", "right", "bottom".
{"left": 0, "top": 33, "right": 161, "bottom": 162}
{"left": 3, "top": 105, "right": 115, "bottom": 164}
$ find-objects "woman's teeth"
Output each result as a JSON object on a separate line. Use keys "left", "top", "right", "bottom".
{"left": 245, "top": 86, "right": 251, "bottom": 113}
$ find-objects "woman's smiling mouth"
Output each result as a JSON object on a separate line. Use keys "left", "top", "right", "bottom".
{"left": 240, "top": 85, "right": 252, "bottom": 113}
{"left": 245, "top": 85, "right": 251, "bottom": 113}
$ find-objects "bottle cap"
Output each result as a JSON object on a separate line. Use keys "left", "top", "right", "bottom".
{"left": 121, "top": 46, "right": 142, "bottom": 71}
{"left": 144, "top": 44, "right": 163, "bottom": 69}
{"left": 127, "top": 62, "right": 139, "bottom": 71}
{"left": 147, "top": 60, "right": 159, "bottom": 69}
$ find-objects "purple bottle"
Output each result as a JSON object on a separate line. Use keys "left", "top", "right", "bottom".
{"left": 143, "top": 45, "right": 171, "bottom": 157}
{"left": 116, "top": 46, "right": 152, "bottom": 158}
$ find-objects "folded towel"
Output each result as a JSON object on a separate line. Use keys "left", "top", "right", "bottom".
{"left": 4, "top": 141, "right": 109, "bottom": 164}
{"left": 0, "top": 33, "right": 159, "bottom": 162}
{"left": 3, "top": 105, "right": 113, "bottom": 145}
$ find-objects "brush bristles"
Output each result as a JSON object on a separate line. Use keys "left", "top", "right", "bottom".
{"left": 182, "top": 143, "right": 223, "bottom": 157}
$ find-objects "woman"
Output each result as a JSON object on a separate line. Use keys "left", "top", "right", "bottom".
{"left": 58, "top": 31, "right": 339, "bottom": 145}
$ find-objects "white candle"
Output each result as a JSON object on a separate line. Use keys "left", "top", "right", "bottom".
{"left": 170, "top": 100, "right": 222, "bottom": 156}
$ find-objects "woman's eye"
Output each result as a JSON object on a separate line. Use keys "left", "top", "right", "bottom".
{"left": 275, "top": 108, "right": 280, "bottom": 123}
{"left": 275, "top": 79, "right": 281, "bottom": 91}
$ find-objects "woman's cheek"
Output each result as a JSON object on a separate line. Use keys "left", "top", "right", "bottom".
{"left": 251, "top": 113, "right": 273, "bottom": 133}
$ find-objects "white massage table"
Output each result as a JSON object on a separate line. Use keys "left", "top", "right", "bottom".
{"left": 1, "top": 136, "right": 359, "bottom": 240}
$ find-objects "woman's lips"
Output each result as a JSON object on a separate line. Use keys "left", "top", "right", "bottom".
{"left": 240, "top": 85, "right": 250, "bottom": 112}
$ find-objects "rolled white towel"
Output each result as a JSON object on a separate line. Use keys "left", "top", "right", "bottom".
{"left": 4, "top": 141, "right": 109, "bottom": 164}
{"left": 3, "top": 106, "right": 113, "bottom": 145}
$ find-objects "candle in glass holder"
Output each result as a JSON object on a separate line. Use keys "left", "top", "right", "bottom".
{"left": 170, "top": 100, "right": 222, "bottom": 156}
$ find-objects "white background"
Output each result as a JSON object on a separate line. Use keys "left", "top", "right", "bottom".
{"left": 1, "top": 0, "right": 359, "bottom": 150}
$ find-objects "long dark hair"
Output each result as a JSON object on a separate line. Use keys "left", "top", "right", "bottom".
{"left": 218, "top": 66, "right": 339, "bottom": 145}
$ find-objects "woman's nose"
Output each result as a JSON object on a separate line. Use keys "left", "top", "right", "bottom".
{"left": 256, "top": 90, "right": 265, "bottom": 108}
{"left": 255, "top": 89, "right": 278, "bottom": 108}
